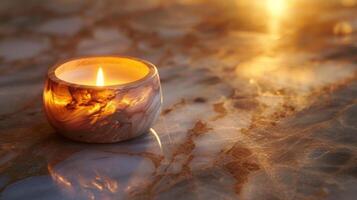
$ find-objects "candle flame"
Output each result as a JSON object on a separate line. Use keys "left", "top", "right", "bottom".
{"left": 96, "top": 67, "right": 104, "bottom": 86}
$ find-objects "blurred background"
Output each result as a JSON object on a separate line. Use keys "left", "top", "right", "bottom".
{"left": 0, "top": 0, "right": 356, "bottom": 90}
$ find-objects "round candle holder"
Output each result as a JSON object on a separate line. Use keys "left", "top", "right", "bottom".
{"left": 43, "top": 56, "right": 162, "bottom": 143}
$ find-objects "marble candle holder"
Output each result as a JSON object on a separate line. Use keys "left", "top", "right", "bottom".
{"left": 43, "top": 56, "right": 162, "bottom": 143}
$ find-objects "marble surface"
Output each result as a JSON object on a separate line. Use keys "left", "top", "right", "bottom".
{"left": 0, "top": 0, "right": 357, "bottom": 199}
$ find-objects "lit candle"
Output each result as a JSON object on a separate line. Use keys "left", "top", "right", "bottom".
{"left": 43, "top": 56, "right": 162, "bottom": 143}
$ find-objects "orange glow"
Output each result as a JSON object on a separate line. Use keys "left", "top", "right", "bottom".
{"left": 341, "top": 0, "right": 357, "bottom": 7}
{"left": 333, "top": 21, "right": 353, "bottom": 36}
{"left": 96, "top": 67, "right": 104, "bottom": 86}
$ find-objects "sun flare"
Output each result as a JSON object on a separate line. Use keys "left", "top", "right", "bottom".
{"left": 267, "top": 0, "right": 285, "bottom": 17}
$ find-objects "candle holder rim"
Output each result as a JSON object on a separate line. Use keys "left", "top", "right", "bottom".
{"left": 47, "top": 55, "right": 158, "bottom": 90}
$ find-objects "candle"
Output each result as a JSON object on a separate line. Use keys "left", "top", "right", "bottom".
{"left": 43, "top": 56, "right": 162, "bottom": 143}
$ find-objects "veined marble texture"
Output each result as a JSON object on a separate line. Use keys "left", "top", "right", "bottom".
{"left": 0, "top": 0, "right": 357, "bottom": 199}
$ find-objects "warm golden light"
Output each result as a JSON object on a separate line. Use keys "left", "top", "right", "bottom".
{"left": 96, "top": 66, "right": 104, "bottom": 86}
{"left": 333, "top": 21, "right": 353, "bottom": 36}
{"left": 265, "top": 0, "right": 288, "bottom": 37}
{"left": 55, "top": 57, "right": 150, "bottom": 86}
{"left": 341, "top": 0, "right": 357, "bottom": 7}
{"left": 267, "top": 0, "right": 285, "bottom": 16}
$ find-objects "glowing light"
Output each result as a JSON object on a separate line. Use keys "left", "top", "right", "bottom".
{"left": 265, "top": 0, "right": 287, "bottom": 37}
{"left": 96, "top": 67, "right": 104, "bottom": 86}
{"left": 150, "top": 128, "right": 163, "bottom": 154}
{"left": 266, "top": 0, "right": 285, "bottom": 17}
{"left": 341, "top": 0, "right": 356, "bottom": 7}
{"left": 333, "top": 21, "right": 353, "bottom": 36}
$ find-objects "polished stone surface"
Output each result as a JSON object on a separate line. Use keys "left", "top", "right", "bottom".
{"left": 0, "top": 0, "right": 357, "bottom": 199}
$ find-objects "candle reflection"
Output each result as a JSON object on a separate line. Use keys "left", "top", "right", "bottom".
{"left": 46, "top": 126, "right": 164, "bottom": 199}
{"left": 47, "top": 148, "right": 160, "bottom": 199}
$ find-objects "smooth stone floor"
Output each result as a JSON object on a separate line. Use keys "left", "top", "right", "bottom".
{"left": 0, "top": 0, "right": 357, "bottom": 199}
